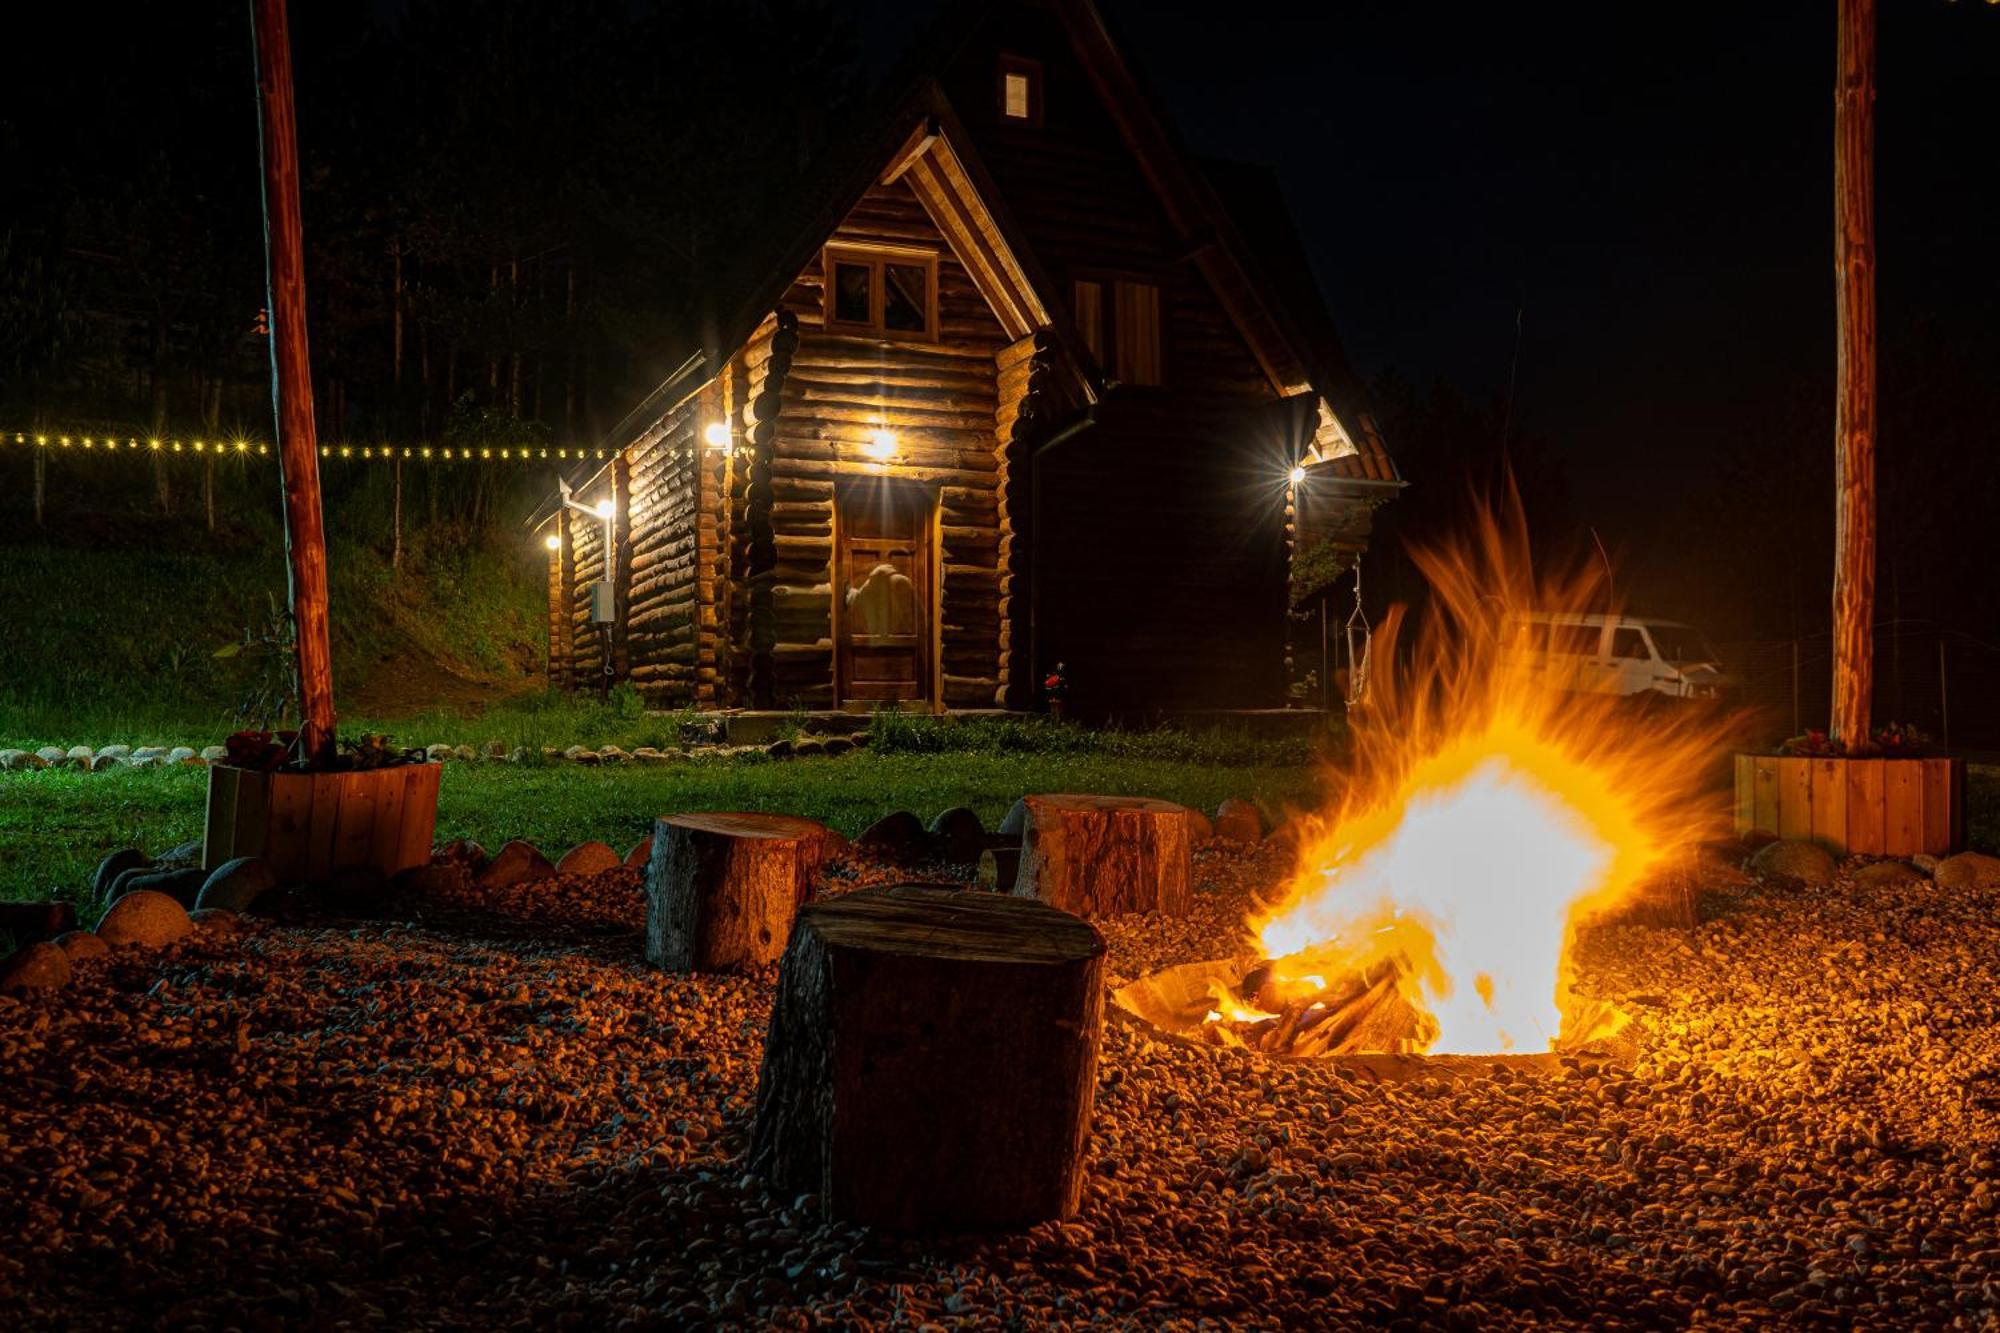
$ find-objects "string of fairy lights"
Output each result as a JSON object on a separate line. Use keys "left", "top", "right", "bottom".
{"left": 3, "top": 430, "right": 613, "bottom": 463}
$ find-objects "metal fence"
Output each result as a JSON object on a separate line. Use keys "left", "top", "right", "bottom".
{"left": 1719, "top": 621, "right": 2000, "bottom": 752}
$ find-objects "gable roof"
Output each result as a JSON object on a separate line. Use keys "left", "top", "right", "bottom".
{"left": 539, "top": 0, "right": 1398, "bottom": 529}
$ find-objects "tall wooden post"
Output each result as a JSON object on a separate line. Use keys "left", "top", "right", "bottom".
{"left": 1830, "top": 0, "right": 1876, "bottom": 747}
{"left": 251, "top": 0, "right": 337, "bottom": 766}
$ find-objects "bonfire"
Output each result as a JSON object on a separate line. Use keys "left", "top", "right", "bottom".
{"left": 1148, "top": 498, "right": 1740, "bottom": 1059}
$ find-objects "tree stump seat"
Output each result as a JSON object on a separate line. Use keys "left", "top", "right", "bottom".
{"left": 749, "top": 884, "right": 1106, "bottom": 1231}
{"left": 1010, "top": 793, "right": 1196, "bottom": 918}
{"left": 644, "top": 812, "right": 844, "bottom": 973}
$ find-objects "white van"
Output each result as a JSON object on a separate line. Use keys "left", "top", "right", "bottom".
{"left": 1508, "top": 613, "right": 1728, "bottom": 700}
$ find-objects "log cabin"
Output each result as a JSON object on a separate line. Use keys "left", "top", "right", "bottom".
{"left": 531, "top": 0, "right": 1401, "bottom": 721}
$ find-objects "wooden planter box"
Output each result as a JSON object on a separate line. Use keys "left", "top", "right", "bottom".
{"left": 1732, "top": 753, "right": 1964, "bottom": 857}
{"left": 203, "top": 762, "right": 442, "bottom": 883}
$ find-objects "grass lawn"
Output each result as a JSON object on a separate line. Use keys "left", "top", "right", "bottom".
{"left": 0, "top": 750, "right": 1325, "bottom": 915}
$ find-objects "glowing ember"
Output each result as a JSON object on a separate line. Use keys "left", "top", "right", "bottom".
{"left": 1239, "top": 497, "right": 1737, "bottom": 1056}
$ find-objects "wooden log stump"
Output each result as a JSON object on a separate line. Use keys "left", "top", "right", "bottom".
{"left": 750, "top": 884, "right": 1106, "bottom": 1231}
{"left": 1010, "top": 794, "right": 1194, "bottom": 918}
{"left": 645, "top": 812, "right": 843, "bottom": 972}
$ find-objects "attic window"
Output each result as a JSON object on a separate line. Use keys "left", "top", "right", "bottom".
{"left": 823, "top": 245, "right": 938, "bottom": 341}
{"left": 998, "top": 55, "right": 1042, "bottom": 125}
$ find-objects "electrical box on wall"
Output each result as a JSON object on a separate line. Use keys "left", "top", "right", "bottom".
{"left": 589, "top": 580, "right": 615, "bottom": 623}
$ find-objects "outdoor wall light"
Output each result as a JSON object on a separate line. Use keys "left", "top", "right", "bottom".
{"left": 558, "top": 479, "right": 619, "bottom": 625}
{"left": 1289, "top": 464, "right": 1308, "bottom": 485}
{"left": 863, "top": 428, "right": 898, "bottom": 461}
{"left": 544, "top": 533, "right": 562, "bottom": 551}
{"left": 703, "top": 421, "right": 733, "bottom": 450}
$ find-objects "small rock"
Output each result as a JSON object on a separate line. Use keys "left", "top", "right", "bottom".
{"left": 631, "top": 746, "right": 664, "bottom": 761}
{"left": 766, "top": 738, "right": 794, "bottom": 759}
{"left": 1186, "top": 809, "right": 1214, "bottom": 845}
{"left": 1911, "top": 852, "right": 1940, "bottom": 874}
{"left": 437, "top": 839, "right": 491, "bottom": 871}
{"left": 157, "top": 840, "right": 203, "bottom": 866}
{"left": 96, "top": 744, "right": 133, "bottom": 762}
{"left": 199, "top": 745, "right": 229, "bottom": 762}
{"left": 0, "top": 942, "right": 72, "bottom": 994}
{"left": 555, "top": 841, "right": 622, "bottom": 877}
{"left": 928, "top": 807, "right": 986, "bottom": 864}
{"left": 95, "top": 890, "right": 195, "bottom": 949}
{"left": 1853, "top": 860, "right": 1925, "bottom": 891}
{"left": 1214, "top": 798, "right": 1264, "bottom": 843}
{"left": 476, "top": 840, "right": 556, "bottom": 890}
{"left": 0, "top": 748, "right": 39, "bottom": 770}
{"left": 54, "top": 931, "right": 109, "bottom": 962}
{"left": 858, "top": 810, "right": 930, "bottom": 863}
{"left": 1935, "top": 851, "right": 2000, "bottom": 892}
{"left": 119, "top": 868, "right": 209, "bottom": 910}
{"left": 196, "top": 857, "right": 276, "bottom": 913}
{"left": 66, "top": 745, "right": 96, "bottom": 767}
{"left": 188, "top": 907, "right": 239, "bottom": 935}
{"left": 93, "top": 848, "right": 152, "bottom": 901}
{"left": 451, "top": 744, "right": 478, "bottom": 763}
{"left": 133, "top": 746, "right": 173, "bottom": 762}
{"left": 793, "top": 738, "right": 826, "bottom": 757}
{"left": 822, "top": 736, "right": 853, "bottom": 756}
{"left": 35, "top": 746, "right": 66, "bottom": 766}
{"left": 425, "top": 743, "right": 453, "bottom": 762}
{"left": 597, "top": 746, "right": 631, "bottom": 765}
{"left": 167, "top": 746, "right": 199, "bottom": 765}
{"left": 87, "top": 753, "right": 126, "bottom": 772}
{"left": 563, "top": 745, "right": 600, "bottom": 765}
{"left": 507, "top": 747, "right": 529, "bottom": 764}
{"left": 623, "top": 836, "right": 653, "bottom": 870}
{"left": 848, "top": 731, "right": 871, "bottom": 748}
{"left": 998, "top": 798, "right": 1029, "bottom": 838}
{"left": 1747, "top": 839, "right": 1837, "bottom": 887}
{"left": 481, "top": 739, "right": 509, "bottom": 760}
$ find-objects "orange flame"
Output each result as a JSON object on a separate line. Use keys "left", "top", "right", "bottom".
{"left": 1252, "top": 495, "right": 1740, "bottom": 1054}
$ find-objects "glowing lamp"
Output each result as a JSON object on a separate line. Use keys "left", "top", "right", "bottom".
{"left": 1289, "top": 464, "right": 1308, "bottom": 485}
{"left": 863, "top": 428, "right": 898, "bottom": 461}
{"left": 703, "top": 421, "right": 732, "bottom": 449}
{"left": 593, "top": 499, "right": 615, "bottom": 520}
{"left": 544, "top": 534, "right": 562, "bottom": 551}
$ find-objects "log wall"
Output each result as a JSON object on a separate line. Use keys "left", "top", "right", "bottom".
{"left": 621, "top": 397, "right": 702, "bottom": 706}
{"left": 764, "top": 175, "right": 1011, "bottom": 709}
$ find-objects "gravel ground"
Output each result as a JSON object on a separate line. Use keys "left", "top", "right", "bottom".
{"left": 3, "top": 842, "right": 1999, "bottom": 1330}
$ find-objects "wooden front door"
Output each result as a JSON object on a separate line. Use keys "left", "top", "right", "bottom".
{"left": 836, "top": 478, "right": 932, "bottom": 708}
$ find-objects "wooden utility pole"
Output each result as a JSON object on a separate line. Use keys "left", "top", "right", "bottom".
{"left": 251, "top": 0, "right": 337, "bottom": 766}
{"left": 1831, "top": 0, "right": 1876, "bottom": 747}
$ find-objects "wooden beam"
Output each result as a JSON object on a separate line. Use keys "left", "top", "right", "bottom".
{"left": 880, "top": 122, "right": 941, "bottom": 186}
{"left": 250, "top": 0, "right": 336, "bottom": 765}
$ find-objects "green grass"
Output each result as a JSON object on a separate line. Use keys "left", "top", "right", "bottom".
{"left": 0, "top": 750, "right": 1324, "bottom": 916}
{"left": 0, "top": 533, "right": 546, "bottom": 750}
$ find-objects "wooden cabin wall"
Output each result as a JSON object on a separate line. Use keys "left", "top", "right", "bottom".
{"left": 764, "top": 176, "right": 1010, "bottom": 709}
{"left": 620, "top": 397, "right": 702, "bottom": 706}
{"left": 565, "top": 499, "right": 609, "bottom": 693}
{"left": 1032, "top": 394, "right": 1291, "bottom": 718}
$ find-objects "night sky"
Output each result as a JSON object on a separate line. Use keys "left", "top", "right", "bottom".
{"left": 861, "top": 0, "right": 1999, "bottom": 614}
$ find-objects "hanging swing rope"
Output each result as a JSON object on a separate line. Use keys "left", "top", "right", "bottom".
{"left": 1344, "top": 555, "right": 1373, "bottom": 709}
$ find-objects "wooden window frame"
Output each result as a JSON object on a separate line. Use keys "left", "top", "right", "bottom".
{"left": 1072, "top": 269, "right": 1165, "bottom": 388}
{"left": 822, "top": 244, "right": 940, "bottom": 343}
{"left": 997, "top": 54, "right": 1044, "bottom": 126}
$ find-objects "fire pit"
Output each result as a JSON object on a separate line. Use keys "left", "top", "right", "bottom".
{"left": 1113, "top": 955, "right": 1632, "bottom": 1081}
{"left": 1114, "top": 501, "right": 1734, "bottom": 1077}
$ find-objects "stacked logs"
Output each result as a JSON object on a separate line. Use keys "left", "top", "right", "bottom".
{"left": 1204, "top": 961, "right": 1431, "bottom": 1059}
